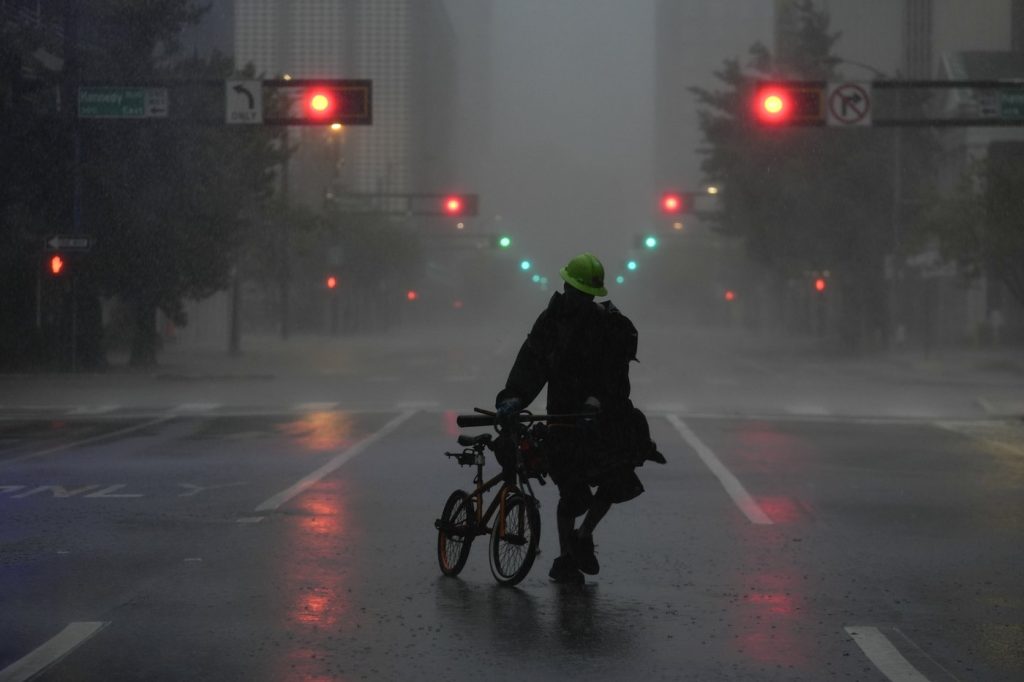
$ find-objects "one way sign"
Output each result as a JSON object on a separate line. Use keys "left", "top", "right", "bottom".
{"left": 226, "top": 80, "right": 262, "bottom": 124}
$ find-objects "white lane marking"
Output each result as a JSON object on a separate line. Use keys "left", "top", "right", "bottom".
{"left": 0, "top": 621, "right": 109, "bottom": 682}
{"left": 173, "top": 403, "right": 221, "bottom": 412}
{"left": 784, "top": 405, "right": 831, "bottom": 416}
{"left": 84, "top": 484, "right": 143, "bottom": 498}
{"left": 644, "top": 402, "right": 688, "bottom": 413}
{"left": 396, "top": 400, "right": 439, "bottom": 410}
{"left": 68, "top": 404, "right": 119, "bottom": 415}
{"left": 844, "top": 626, "right": 934, "bottom": 682}
{"left": 294, "top": 402, "right": 338, "bottom": 412}
{"left": 253, "top": 410, "right": 417, "bottom": 512}
{"left": 0, "top": 416, "right": 174, "bottom": 469}
{"left": 666, "top": 415, "right": 773, "bottom": 525}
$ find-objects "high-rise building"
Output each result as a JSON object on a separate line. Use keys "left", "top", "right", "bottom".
{"left": 233, "top": 0, "right": 457, "bottom": 203}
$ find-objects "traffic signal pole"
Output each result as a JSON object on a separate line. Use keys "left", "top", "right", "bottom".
{"left": 63, "top": 0, "right": 82, "bottom": 371}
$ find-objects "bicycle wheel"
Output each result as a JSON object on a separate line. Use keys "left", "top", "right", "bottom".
{"left": 436, "top": 490, "right": 475, "bottom": 576}
{"left": 488, "top": 493, "right": 540, "bottom": 586}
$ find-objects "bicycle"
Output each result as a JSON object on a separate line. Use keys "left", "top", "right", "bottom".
{"left": 434, "top": 407, "right": 573, "bottom": 586}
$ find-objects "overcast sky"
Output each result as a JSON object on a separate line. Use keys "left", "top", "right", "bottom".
{"left": 486, "top": 0, "right": 656, "bottom": 276}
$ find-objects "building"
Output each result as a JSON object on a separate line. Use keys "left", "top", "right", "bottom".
{"left": 234, "top": 0, "right": 458, "bottom": 203}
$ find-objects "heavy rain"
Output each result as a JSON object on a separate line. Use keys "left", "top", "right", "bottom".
{"left": 1, "top": 1, "right": 1022, "bottom": 680}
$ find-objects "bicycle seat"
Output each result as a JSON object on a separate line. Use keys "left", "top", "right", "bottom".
{"left": 458, "top": 433, "right": 492, "bottom": 447}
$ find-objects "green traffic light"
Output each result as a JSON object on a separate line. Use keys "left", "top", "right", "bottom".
{"left": 499, "top": 236, "right": 511, "bottom": 248}
{"left": 627, "top": 260, "right": 637, "bottom": 271}
{"left": 644, "top": 236, "right": 658, "bottom": 249}
{"left": 616, "top": 275, "right": 625, "bottom": 284}
{"left": 520, "top": 260, "right": 531, "bottom": 271}
{"left": 532, "top": 274, "right": 540, "bottom": 283}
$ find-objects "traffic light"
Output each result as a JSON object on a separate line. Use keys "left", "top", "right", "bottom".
{"left": 814, "top": 277, "right": 827, "bottom": 293}
{"left": 660, "top": 193, "right": 685, "bottom": 214}
{"left": 326, "top": 275, "right": 338, "bottom": 290}
{"left": 626, "top": 260, "right": 638, "bottom": 271}
{"left": 263, "top": 79, "right": 373, "bottom": 126}
{"left": 496, "top": 235, "right": 512, "bottom": 249}
{"left": 303, "top": 87, "right": 338, "bottom": 121}
{"left": 724, "top": 289, "right": 736, "bottom": 302}
{"left": 406, "top": 290, "right": 419, "bottom": 301}
{"left": 519, "top": 260, "right": 531, "bottom": 271}
{"left": 49, "top": 254, "right": 65, "bottom": 276}
{"left": 644, "top": 236, "right": 658, "bottom": 250}
{"left": 439, "top": 194, "right": 479, "bottom": 217}
{"left": 753, "top": 82, "right": 824, "bottom": 126}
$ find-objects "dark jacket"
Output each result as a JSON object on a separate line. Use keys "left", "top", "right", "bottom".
{"left": 496, "top": 291, "right": 637, "bottom": 418}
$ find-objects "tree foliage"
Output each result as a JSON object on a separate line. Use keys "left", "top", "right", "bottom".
{"left": 691, "top": 1, "right": 899, "bottom": 347}
{"left": 916, "top": 147, "right": 1024, "bottom": 307}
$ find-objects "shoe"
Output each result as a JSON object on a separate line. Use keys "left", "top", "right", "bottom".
{"left": 571, "top": 531, "right": 599, "bottom": 575}
{"left": 548, "top": 555, "right": 585, "bottom": 584}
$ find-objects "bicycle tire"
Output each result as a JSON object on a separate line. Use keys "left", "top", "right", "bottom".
{"left": 437, "top": 490, "right": 475, "bottom": 576}
{"left": 488, "top": 493, "right": 540, "bottom": 586}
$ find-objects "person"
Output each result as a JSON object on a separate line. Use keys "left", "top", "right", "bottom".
{"left": 495, "top": 252, "right": 665, "bottom": 584}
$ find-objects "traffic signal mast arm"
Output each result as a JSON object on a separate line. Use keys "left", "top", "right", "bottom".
{"left": 753, "top": 79, "right": 1024, "bottom": 127}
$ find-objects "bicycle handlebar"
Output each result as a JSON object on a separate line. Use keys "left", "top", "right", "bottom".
{"left": 455, "top": 407, "right": 597, "bottom": 428}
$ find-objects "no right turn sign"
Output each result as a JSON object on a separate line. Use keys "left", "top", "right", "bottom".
{"left": 826, "top": 82, "right": 872, "bottom": 127}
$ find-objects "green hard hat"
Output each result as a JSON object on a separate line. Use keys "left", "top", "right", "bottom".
{"left": 559, "top": 253, "right": 607, "bottom": 297}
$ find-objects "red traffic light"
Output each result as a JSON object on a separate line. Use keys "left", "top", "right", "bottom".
{"left": 814, "top": 277, "right": 827, "bottom": 292}
{"left": 406, "top": 290, "right": 418, "bottom": 302}
{"left": 756, "top": 86, "right": 792, "bottom": 124}
{"left": 438, "top": 194, "right": 478, "bottom": 217}
{"left": 326, "top": 275, "right": 338, "bottom": 290}
{"left": 444, "top": 196, "right": 463, "bottom": 215}
{"left": 753, "top": 83, "right": 824, "bottom": 125}
{"left": 50, "top": 254, "right": 65, "bottom": 276}
{"left": 661, "top": 193, "right": 684, "bottom": 214}
{"left": 304, "top": 87, "right": 338, "bottom": 121}
{"left": 724, "top": 290, "right": 736, "bottom": 302}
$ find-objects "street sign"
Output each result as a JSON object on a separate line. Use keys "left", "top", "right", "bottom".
{"left": 79, "top": 87, "right": 168, "bottom": 118}
{"left": 45, "top": 235, "right": 92, "bottom": 251}
{"left": 826, "top": 82, "right": 872, "bottom": 126}
{"left": 225, "top": 80, "right": 263, "bottom": 124}
{"left": 1000, "top": 90, "right": 1024, "bottom": 119}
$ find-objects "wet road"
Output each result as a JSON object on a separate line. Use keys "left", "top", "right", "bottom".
{"left": 1, "top": 325, "right": 1022, "bottom": 680}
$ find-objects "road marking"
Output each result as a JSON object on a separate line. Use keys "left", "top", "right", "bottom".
{"left": 253, "top": 410, "right": 417, "bottom": 512}
{"left": 69, "top": 404, "right": 119, "bottom": 415}
{"left": 0, "top": 621, "right": 108, "bottom": 682}
{"left": 0, "top": 416, "right": 173, "bottom": 469}
{"left": 174, "top": 403, "right": 221, "bottom": 413}
{"left": 844, "top": 626, "right": 934, "bottom": 682}
{"left": 666, "top": 415, "right": 773, "bottom": 525}
{"left": 784, "top": 405, "right": 831, "bottom": 416}
{"left": 294, "top": 402, "right": 338, "bottom": 412}
{"left": 84, "top": 484, "right": 143, "bottom": 498}
{"left": 396, "top": 400, "right": 439, "bottom": 410}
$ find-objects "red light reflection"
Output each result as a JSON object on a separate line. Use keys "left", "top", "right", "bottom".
{"left": 277, "top": 410, "right": 354, "bottom": 452}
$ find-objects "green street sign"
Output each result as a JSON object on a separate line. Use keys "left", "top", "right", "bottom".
{"left": 79, "top": 87, "right": 168, "bottom": 118}
{"left": 1000, "top": 91, "right": 1024, "bottom": 119}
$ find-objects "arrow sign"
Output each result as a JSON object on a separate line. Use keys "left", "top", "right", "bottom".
{"left": 46, "top": 235, "right": 92, "bottom": 251}
{"left": 226, "top": 80, "right": 262, "bottom": 124}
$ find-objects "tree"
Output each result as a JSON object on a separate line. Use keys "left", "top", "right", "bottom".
{"left": 915, "top": 143, "right": 1024, "bottom": 308}
{"left": 691, "top": 1, "right": 897, "bottom": 349}
{"left": 75, "top": 3, "right": 279, "bottom": 366}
